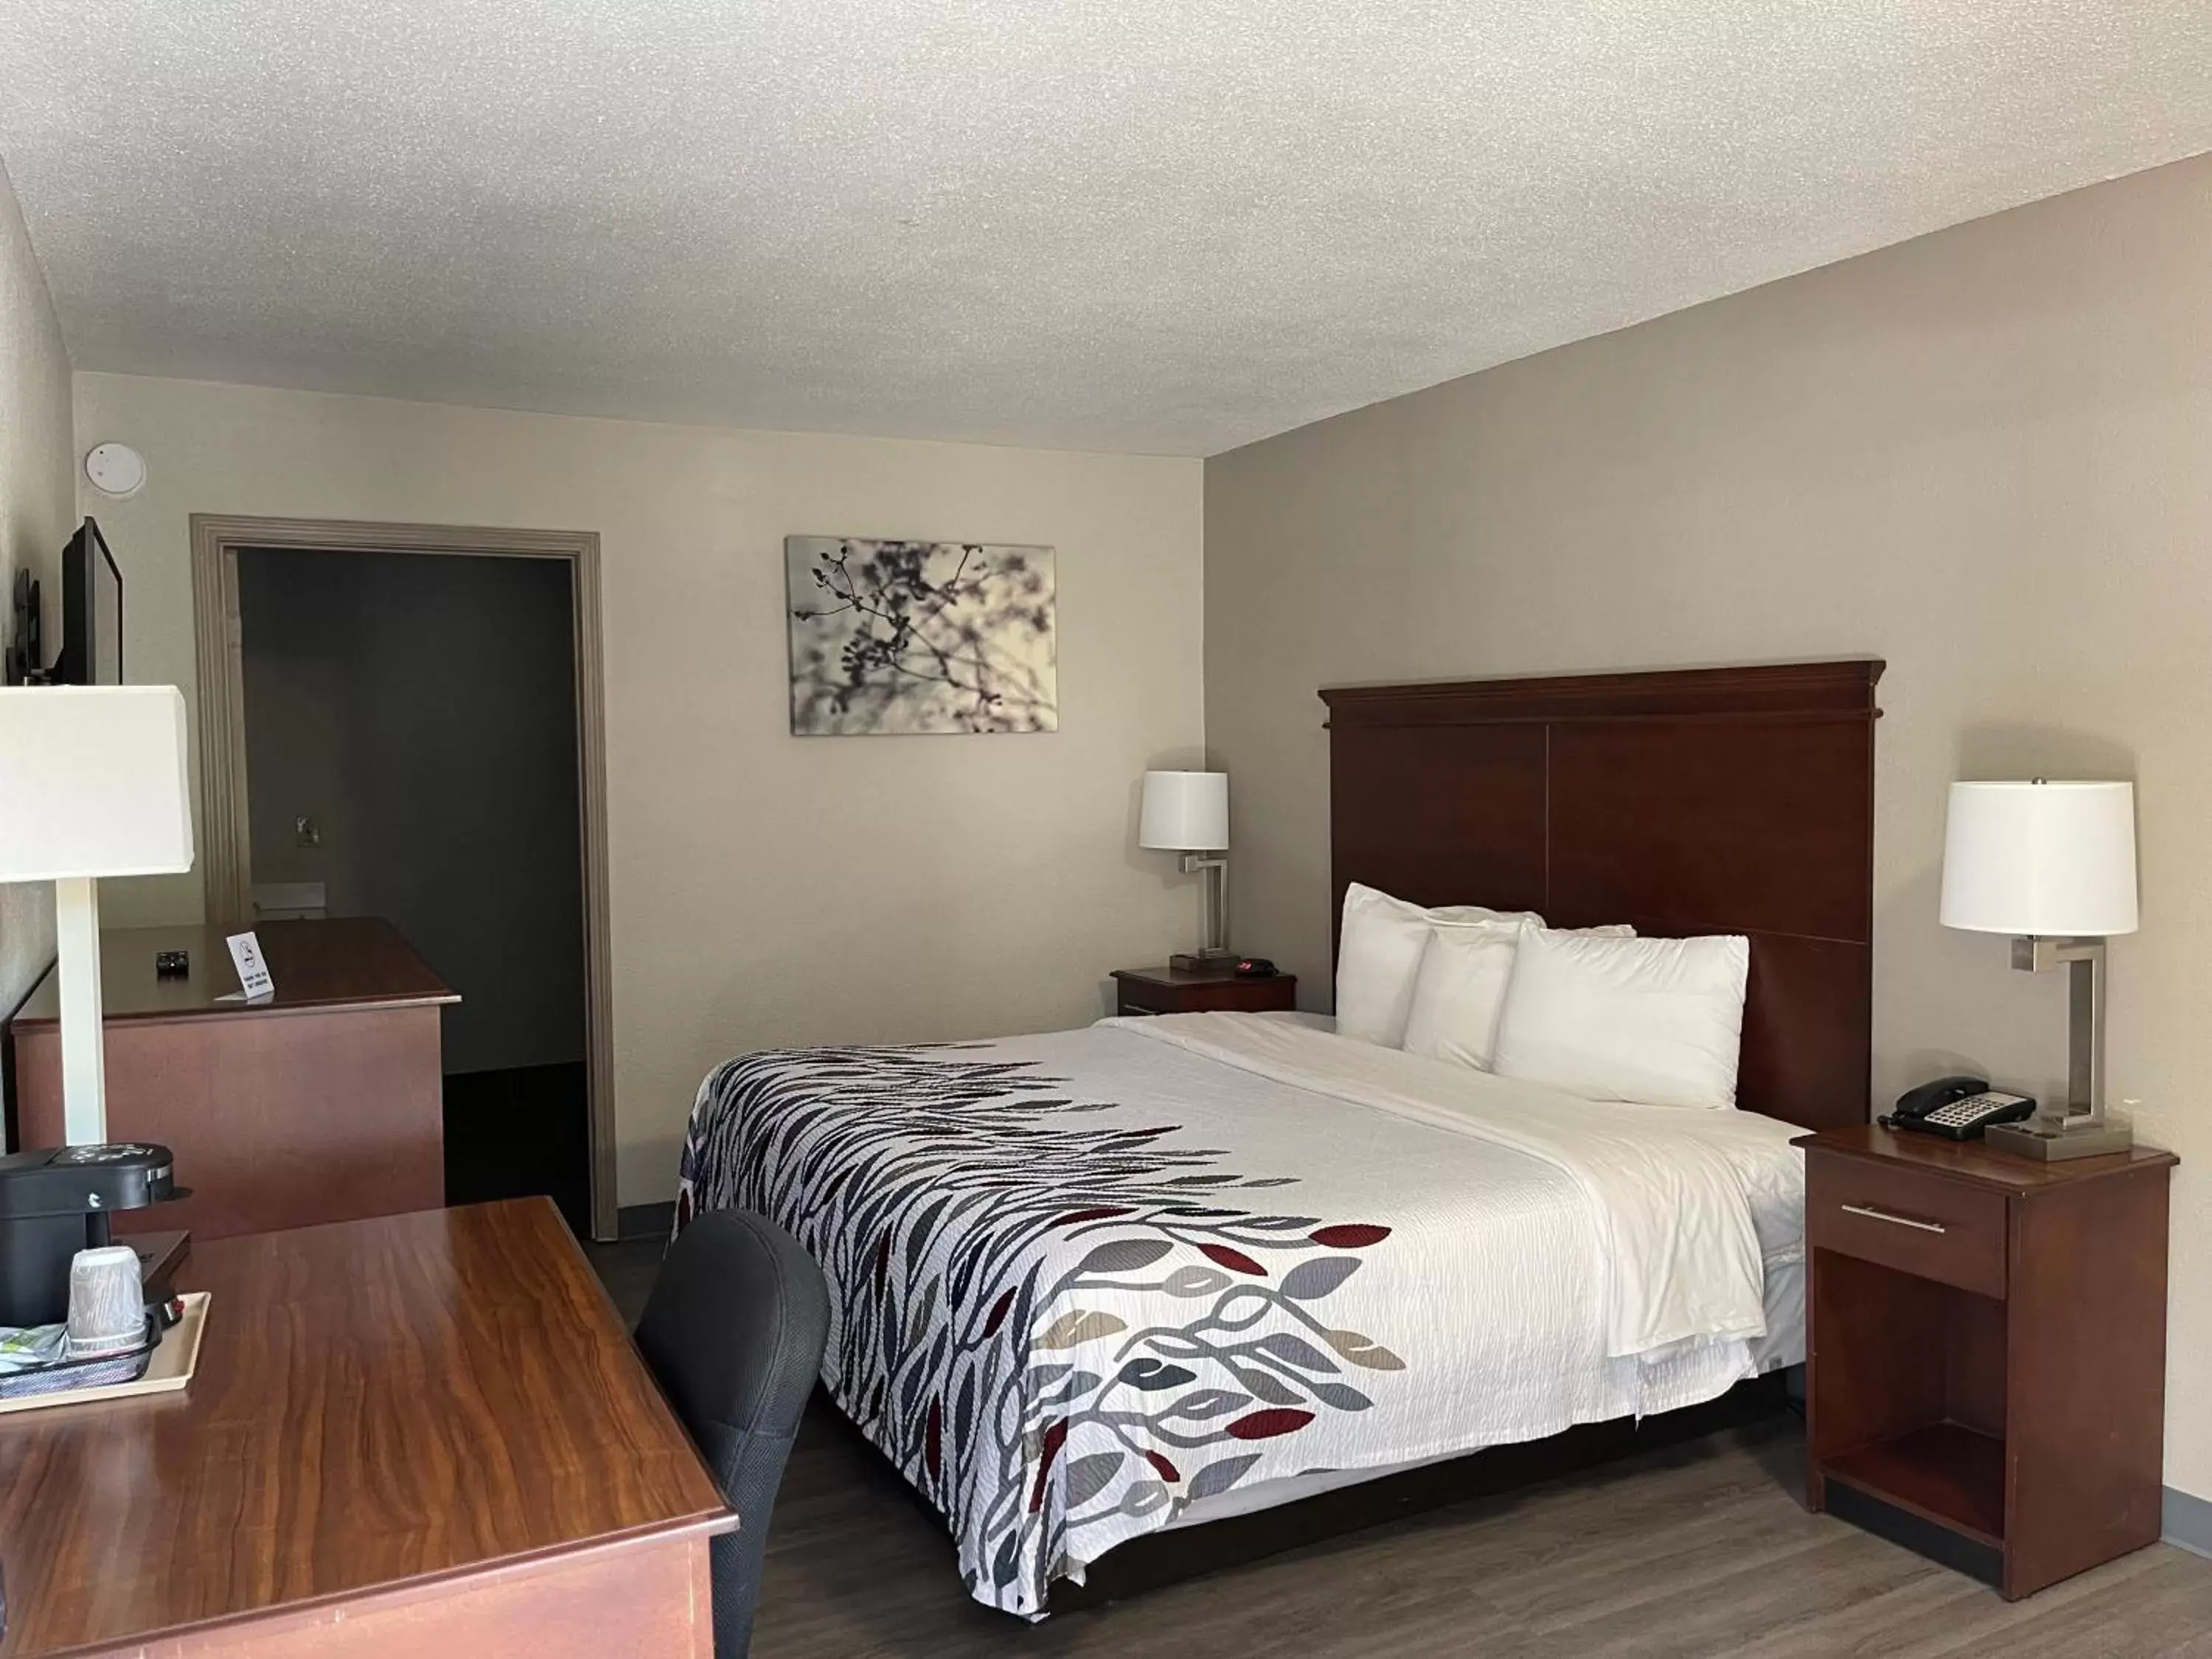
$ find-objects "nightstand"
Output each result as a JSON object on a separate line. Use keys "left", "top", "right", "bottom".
{"left": 1798, "top": 1124, "right": 2177, "bottom": 1599}
{"left": 1110, "top": 964, "right": 1298, "bottom": 1016}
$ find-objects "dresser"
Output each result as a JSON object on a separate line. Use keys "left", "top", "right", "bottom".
{"left": 1798, "top": 1124, "right": 2177, "bottom": 1599}
{"left": 7, "top": 918, "right": 456, "bottom": 1239}
{"left": 0, "top": 1200, "right": 730, "bottom": 1657}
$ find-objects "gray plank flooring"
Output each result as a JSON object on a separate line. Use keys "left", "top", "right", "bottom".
{"left": 588, "top": 1236, "right": 2212, "bottom": 1657}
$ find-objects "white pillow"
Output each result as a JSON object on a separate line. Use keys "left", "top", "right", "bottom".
{"left": 1402, "top": 918, "right": 1638, "bottom": 1071}
{"left": 1399, "top": 924, "right": 1521, "bottom": 1068}
{"left": 1490, "top": 927, "right": 1750, "bottom": 1109}
{"left": 1334, "top": 883, "right": 1541, "bottom": 1048}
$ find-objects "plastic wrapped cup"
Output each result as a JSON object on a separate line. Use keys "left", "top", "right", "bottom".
{"left": 66, "top": 1245, "right": 146, "bottom": 1360}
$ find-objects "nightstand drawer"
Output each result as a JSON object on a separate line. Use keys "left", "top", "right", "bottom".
{"left": 1808, "top": 1155, "right": 2008, "bottom": 1299}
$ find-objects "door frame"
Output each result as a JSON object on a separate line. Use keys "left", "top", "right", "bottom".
{"left": 189, "top": 514, "right": 619, "bottom": 1241}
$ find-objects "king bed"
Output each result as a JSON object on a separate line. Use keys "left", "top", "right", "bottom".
{"left": 675, "top": 659, "right": 1884, "bottom": 1618}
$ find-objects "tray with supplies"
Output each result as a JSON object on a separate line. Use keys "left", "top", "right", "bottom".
{"left": 0, "top": 1293, "right": 210, "bottom": 1414}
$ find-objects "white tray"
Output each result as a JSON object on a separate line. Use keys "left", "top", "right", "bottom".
{"left": 0, "top": 1291, "right": 210, "bottom": 1415}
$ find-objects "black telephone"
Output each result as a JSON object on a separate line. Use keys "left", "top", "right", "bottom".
{"left": 1882, "top": 1075, "right": 2037, "bottom": 1141}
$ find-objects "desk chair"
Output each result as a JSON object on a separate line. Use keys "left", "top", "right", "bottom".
{"left": 635, "top": 1209, "right": 830, "bottom": 1659}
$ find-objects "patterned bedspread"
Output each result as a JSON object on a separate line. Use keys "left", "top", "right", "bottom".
{"left": 675, "top": 1014, "right": 1801, "bottom": 1617}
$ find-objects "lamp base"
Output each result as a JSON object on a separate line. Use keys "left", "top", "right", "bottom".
{"left": 1169, "top": 949, "right": 1236, "bottom": 974}
{"left": 1984, "top": 1113, "right": 2134, "bottom": 1162}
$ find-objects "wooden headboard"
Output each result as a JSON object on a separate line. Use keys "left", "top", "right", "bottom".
{"left": 1320, "top": 660, "right": 1882, "bottom": 1132}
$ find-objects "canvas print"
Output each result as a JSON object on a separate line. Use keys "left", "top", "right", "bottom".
{"left": 786, "top": 537, "right": 1059, "bottom": 735}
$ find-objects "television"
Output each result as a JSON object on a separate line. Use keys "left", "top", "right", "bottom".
{"left": 54, "top": 518, "right": 122, "bottom": 685}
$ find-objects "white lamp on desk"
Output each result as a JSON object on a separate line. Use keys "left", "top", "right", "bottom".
{"left": 0, "top": 686, "right": 194, "bottom": 1144}
{"left": 1138, "top": 770, "right": 1231, "bottom": 972}
{"left": 1938, "top": 779, "right": 2138, "bottom": 1160}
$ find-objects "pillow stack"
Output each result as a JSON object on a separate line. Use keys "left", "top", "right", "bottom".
{"left": 1333, "top": 881, "right": 1749, "bottom": 1110}
{"left": 1334, "top": 883, "right": 1540, "bottom": 1048}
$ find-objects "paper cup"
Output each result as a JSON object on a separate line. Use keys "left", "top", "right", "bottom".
{"left": 66, "top": 1245, "right": 146, "bottom": 1360}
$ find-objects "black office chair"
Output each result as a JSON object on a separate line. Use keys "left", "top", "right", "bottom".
{"left": 634, "top": 1208, "right": 831, "bottom": 1659}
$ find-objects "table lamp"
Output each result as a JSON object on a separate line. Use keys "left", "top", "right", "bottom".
{"left": 1938, "top": 779, "right": 2137, "bottom": 1160}
{"left": 0, "top": 686, "right": 194, "bottom": 1144}
{"left": 1138, "top": 770, "right": 1230, "bottom": 972}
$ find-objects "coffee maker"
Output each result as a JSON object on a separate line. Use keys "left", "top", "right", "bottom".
{"left": 0, "top": 1144, "right": 184, "bottom": 1326}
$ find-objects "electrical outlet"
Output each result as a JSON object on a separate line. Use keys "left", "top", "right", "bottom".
{"left": 294, "top": 815, "right": 321, "bottom": 848}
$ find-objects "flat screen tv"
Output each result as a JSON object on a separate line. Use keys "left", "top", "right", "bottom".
{"left": 54, "top": 518, "right": 122, "bottom": 685}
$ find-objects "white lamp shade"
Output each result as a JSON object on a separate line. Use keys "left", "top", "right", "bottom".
{"left": 1939, "top": 780, "right": 2137, "bottom": 936}
{"left": 0, "top": 686, "right": 195, "bottom": 880}
{"left": 1138, "top": 770, "right": 1228, "bottom": 851}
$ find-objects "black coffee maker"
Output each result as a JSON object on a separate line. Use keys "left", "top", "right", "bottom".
{"left": 0, "top": 1144, "right": 184, "bottom": 1326}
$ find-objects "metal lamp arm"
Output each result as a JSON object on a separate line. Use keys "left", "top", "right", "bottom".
{"left": 2011, "top": 934, "right": 2107, "bottom": 1120}
{"left": 1178, "top": 851, "right": 1230, "bottom": 957}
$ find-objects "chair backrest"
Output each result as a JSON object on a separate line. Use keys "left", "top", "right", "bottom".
{"left": 634, "top": 1208, "right": 830, "bottom": 1659}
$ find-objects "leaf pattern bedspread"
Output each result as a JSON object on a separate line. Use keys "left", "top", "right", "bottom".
{"left": 675, "top": 1015, "right": 1790, "bottom": 1617}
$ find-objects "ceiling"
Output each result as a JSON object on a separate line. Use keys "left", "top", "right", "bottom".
{"left": 2, "top": 3, "right": 2208, "bottom": 458}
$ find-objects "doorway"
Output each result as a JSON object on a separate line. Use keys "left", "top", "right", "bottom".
{"left": 189, "top": 516, "right": 616, "bottom": 1239}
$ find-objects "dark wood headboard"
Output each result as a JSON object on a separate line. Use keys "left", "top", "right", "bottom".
{"left": 1320, "top": 660, "right": 1882, "bottom": 1132}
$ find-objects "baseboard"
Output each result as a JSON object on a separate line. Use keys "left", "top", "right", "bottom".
{"left": 617, "top": 1200, "right": 675, "bottom": 1240}
{"left": 2166, "top": 1486, "right": 2212, "bottom": 1560}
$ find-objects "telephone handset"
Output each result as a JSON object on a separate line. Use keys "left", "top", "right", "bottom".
{"left": 1882, "top": 1074, "right": 2037, "bottom": 1141}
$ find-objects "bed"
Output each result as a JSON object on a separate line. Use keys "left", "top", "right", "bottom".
{"left": 675, "top": 659, "right": 1883, "bottom": 1618}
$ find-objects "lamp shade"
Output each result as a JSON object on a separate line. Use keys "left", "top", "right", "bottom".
{"left": 1138, "top": 770, "right": 1228, "bottom": 851}
{"left": 0, "top": 686, "right": 194, "bottom": 881}
{"left": 1938, "top": 780, "right": 2137, "bottom": 937}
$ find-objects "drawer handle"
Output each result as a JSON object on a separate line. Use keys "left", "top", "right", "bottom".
{"left": 1840, "top": 1202, "right": 1947, "bottom": 1235}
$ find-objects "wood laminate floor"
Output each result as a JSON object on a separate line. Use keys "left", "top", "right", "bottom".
{"left": 588, "top": 1237, "right": 2212, "bottom": 1658}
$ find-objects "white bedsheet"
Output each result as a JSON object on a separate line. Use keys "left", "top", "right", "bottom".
{"left": 1112, "top": 1012, "right": 1804, "bottom": 1360}
{"left": 1168, "top": 1257, "right": 1806, "bottom": 1531}
{"left": 1095, "top": 1013, "right": 1808, "bottom": 1548}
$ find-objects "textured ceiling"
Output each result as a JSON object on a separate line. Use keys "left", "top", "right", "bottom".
{"left": 2, "top": 3, "right": 2209, "bottom": 456}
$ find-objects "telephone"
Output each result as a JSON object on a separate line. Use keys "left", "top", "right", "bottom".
{"left": 1882, "top": 1075, "right": 2037, "bottom": 1141}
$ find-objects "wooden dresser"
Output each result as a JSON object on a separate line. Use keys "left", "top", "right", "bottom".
{"left": 7, "top": 918, "right": 457, "bottom": 1239}
{"left": 1800, "top": 1124, "right": 2177, "bottom": 1599}
{"left": 0, "top": 1200, "right": 731, "bottom": 1657}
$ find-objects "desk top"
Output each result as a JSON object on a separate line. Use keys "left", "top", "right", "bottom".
{"left": 0, "top": 1200, "right": 731, "bottom": 1657}
{"left": 11, "top": 917, "right": 459, "bottom": 1027}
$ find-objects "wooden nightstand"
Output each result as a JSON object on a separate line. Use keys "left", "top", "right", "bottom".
{"left": 1798, "top": 1124, "right": 2177, "bottom": 1599}
{"left": 1110, "top": 964, "right": 1298, "bottom": 1016}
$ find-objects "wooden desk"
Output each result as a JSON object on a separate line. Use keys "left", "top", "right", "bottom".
{"left": 8, "top": 919, "right": 459, "bottom": 1239}
{"left": 0, "top": 1200, "right": 731, "bottom": 1657}
{"left": 1800, "top": 1125, "right": 2176, "bottom": 1599}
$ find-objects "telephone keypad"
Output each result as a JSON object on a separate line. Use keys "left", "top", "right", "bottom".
{"left": 1927, "top": 1093, "right": 2032, "bottom": 1130}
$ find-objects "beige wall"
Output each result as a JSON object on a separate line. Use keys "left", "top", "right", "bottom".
{"left": 76, "top": 372, "right": 1206, "bottom": 1203}
{"left": 1206, "top": 152, "right": 2212, "bottom": 1498}
{"left": 0, "top": 159, "right": 72, "bottom": 1016}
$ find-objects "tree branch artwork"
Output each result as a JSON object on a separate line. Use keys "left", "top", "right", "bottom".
{"left": 786, "top": 537, "right": 1058, "bottom": 734}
